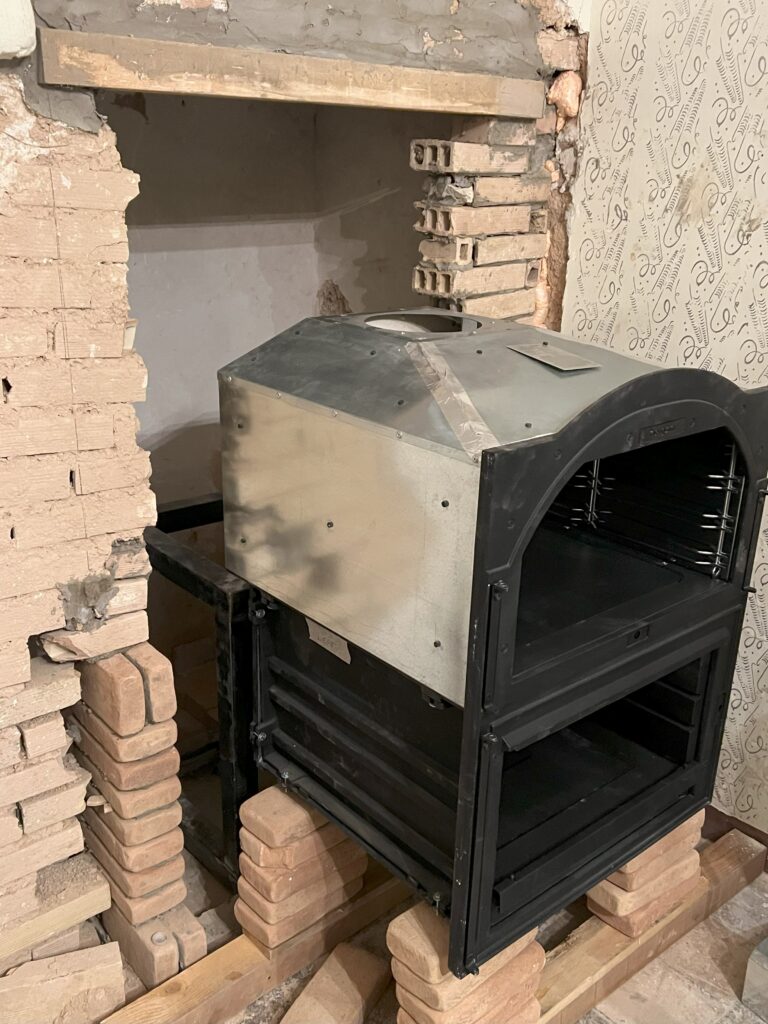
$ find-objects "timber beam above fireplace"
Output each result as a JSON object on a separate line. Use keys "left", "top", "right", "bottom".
{"left": 37, "top": 28, "right": 547, "bottom": 117}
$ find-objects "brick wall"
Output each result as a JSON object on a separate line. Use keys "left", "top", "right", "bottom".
{"left": 0, "top": 72, "right": 199, "bottom": 989}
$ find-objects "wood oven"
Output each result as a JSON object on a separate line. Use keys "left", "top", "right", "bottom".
{"left": 219, "top": 309, "right": 768, "bottom": 975}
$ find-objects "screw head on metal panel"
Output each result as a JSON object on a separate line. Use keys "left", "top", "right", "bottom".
{"left": 396, "top": 431, "right": 403, "bottom": 439}
{"left": 257, "top": 731, "right": 267, "bottom": 742}
{"left": 253, "top": 608, "right": 266, "bottom": 619}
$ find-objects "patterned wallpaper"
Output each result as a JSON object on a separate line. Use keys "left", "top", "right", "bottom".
{"left": 562, "top": 0, "right": 768, "bottom": 828}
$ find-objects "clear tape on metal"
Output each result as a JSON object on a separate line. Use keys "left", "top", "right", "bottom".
{"left": 405, "top": 341, "right": 499, "bottom": 458}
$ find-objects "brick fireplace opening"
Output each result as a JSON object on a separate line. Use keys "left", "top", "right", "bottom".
{"left": 0, "top": 10, "right": 579, "bottom": 997}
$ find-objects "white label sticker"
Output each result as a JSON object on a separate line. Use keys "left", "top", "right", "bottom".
{"left": 306, "top": 618, "right": 351, "bottom": 664}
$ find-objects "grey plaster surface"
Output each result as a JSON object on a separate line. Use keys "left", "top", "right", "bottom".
{"left": 33, "top": 0, "right": 546, "bottom": 78}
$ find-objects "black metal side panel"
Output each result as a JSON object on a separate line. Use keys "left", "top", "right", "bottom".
{"left": 450, "top": 373, "right": 768, "bottom": 976}
{"left": 256, "top": 604, "right": 463, "bottom": 906}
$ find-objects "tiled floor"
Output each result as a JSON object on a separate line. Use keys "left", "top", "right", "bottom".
{"left": 579, "top": 873, "right": 768, "bottom": 1024}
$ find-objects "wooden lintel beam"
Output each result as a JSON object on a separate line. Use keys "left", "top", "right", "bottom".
{"left": 37, "top": 28, "right": 546, "bottom": 119}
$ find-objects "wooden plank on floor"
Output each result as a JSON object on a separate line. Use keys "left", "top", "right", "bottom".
{"left": 538, "top": 830, "right": 767, "bottom": 1024}
{"left": 102, "top": 864, "right": 409, "bottom": 1024}
{"left": 37, "top": 29, "right": 546, "bottom": 119}
{"left": 0, "top": 852, "right": 111, "bottom": 960}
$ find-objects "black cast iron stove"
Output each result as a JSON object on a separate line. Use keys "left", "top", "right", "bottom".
{"left": 218, "top": 310, "right": 768, "bottom": 975}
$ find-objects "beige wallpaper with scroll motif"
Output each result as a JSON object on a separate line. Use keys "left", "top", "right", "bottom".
{"left": 562, "top": 0, "right": 768, "bottom": 828}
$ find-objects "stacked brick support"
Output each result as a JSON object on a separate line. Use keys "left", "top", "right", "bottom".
{"left": 586, "top": 810, "right": 705, "bottom": 938}
{"left": 387, "top": 902, "right": 545, "bottom": 1024}
{"left": 409, "top": 115, "right": 555, "bottom": 323}
{"left": 0, "top": 73, "right": 196, "bottom": 990}
{"left": 234, "top": 787, "right": 369, "bottom": 953}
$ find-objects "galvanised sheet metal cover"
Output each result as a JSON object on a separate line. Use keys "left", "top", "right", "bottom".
{"left": 218, "top": 309, "right": 658, "bottom": 706}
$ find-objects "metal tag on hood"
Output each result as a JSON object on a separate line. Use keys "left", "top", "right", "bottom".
{"left": 508, "top": 341, "right": 600, "bottom": 372}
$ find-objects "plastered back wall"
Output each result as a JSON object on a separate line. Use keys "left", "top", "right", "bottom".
{"left": 562, "top": 0, "right": 768, "bottom": 829}
{"left": 100, "top": 93, "right": 320, "bottom": 504}
{"left": 314, "top": 105, "right": 451, "bottom": 311}
{"left": 101, "top": 93, "right": 449, "bottom": 503}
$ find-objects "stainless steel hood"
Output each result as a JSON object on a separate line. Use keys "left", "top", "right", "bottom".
{"left": 218, "top": 309, "right": 660, "bottom": 706}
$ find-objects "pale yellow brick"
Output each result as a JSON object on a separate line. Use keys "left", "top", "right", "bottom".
{"left": 53, "top": 317, "right": 126, "bottom": 359}
{"left": 40, "top": 610, "right": 149, "bottom": 662}
{"left": 55, "top": 209, "right": 129, "bottom": 262}
{"left": 70, "top": 352, "right": 147, "bottom": 405}
{"left": 81, "top": 486, "right": 156, "bottom": 537}
{"left": 415, "top": 203, "right": 531, "bottom": 237}
{"left": 0, "top": 660, "right": 80, "bottom": 730}
{"left": 0, "top": 359, "right": 74, "bottom": 406}
{"left": 537, "top": 29, "right": 581, "bottom": 71}
{"left": 0, "top": 590, "right": 65, "bottom": 646}
{"left": 0, "top": 753, "right": 77, "bottom": 810}
{"left": 0, "top": 726, "right": 23, "bottom": 768}
{"left": 418, "top": 237, "right": 473, "bottom": 267}
{"left": 105, "top": 577, "right": 148, "bottom": 617}
{"left": 0, "top": 455, "right": 72, "bottom": 507}
{"left": 0, "top": 409, "right": 77, "bottom": 458}
{"left": 475, "top": 234, "right": 549, "bottom": 264}
{"left": 0, "top": 806, "right": 22, "bottom": 846}
{"left": 75, "top": 448, "right": 150, "bottom": 494}
{"left": 112, "top": 404, "right": 140, "bottom": 449}
{"left": 85, "top": 535, "right": 150, "bottom": 578}
{"left": 0, "top": 499, "right": 86, "bottom": 552}
{"left": 0, "top": 208, "right": 58, "bottom": 259}
{"left": 452, "top": 117, "right": 537, "bottom": 147}
{"left": 0, "top": 259, "right": 126, "bottom": 315}
{"left": 413, "top": 262, "right": 527, "bottom": 299}
{"left": 19, "top": 763, "right": 90, "bottom": 832}
{"left": 0, "top": 260, "right": 61, "bottom": 309}
{"left": 49, "top": 124, "right": 124, "bottom": 172}
{"left": 410, "top": 140, "right": 530, "bottom": 175}
{"left": 49, "top": 167, "right": 140, "bottom": 212}
{"left": 461, "top": 289, "right": 537, "bottom": 318}
{"left": 19, "top": 711, "right": 67, "bottom": 759}
{"left": 0, "top": 640, "right": 30, "bottom": 688}
{"left": 73, "top": 407, "right": 114, "bottom": 450}
{"left": 0, "top": 818, "right": 84, "bottom": 887}
{"left": 473, "top": 176, "right": 551, "bottom": 206}
{"left": 4, "top": 162, "right": 53, "bottom": 208}
{"left": 0, "top": 316, "right": 49, "bottom": 358}
{"left": 59, "top": 263, "right": 128, "bottom": 313}
{"left": 0, "top": 543, "right": 90, "bottom": 600}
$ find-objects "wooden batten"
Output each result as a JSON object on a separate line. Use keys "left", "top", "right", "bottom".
{"left": 38, "top": 29, "right": 546, "bottom": 118}
{"left": 102, "top": 865, "right": 408, "bottom": 1024}
{"left": 538, "top": 830, "right": 767, "bottom": 1024}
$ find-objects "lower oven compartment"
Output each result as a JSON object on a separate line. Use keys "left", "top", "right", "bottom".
{"left": 485, "top": 649, "right": 726, "bottom": 940}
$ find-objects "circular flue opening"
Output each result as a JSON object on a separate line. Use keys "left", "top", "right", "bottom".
{"left": 365, "top": 313, "right": 481, "bottom": 335}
